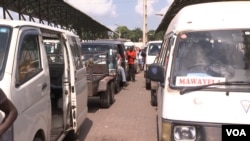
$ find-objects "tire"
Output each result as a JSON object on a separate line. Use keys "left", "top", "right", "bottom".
{"left": 115, "top": 82, "right": 121, "bottom": 93}
{"left": 109, "top": 81, "right": 115, "bottom": 104}
{"left": 115, "top": 76, "right": 121, "bottom": 93}
{"left": 33, "top": 131, "right": 44, "bottom": 141}
{"left": 151, "top": 90, "right": 157, "bottom": 106}
{"left": 146, "top": 79, "right": 151, "bottom": 90}
{"left": 65, "top": 130, "right": 78, "bottom": 140}
{"left": 100, "top": 84, "right": 111, "bottom": 108}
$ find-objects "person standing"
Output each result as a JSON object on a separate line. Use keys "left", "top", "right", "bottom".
{"left": 0, "top": 89, "right": 18, "bottom": 136}
{"left": 126, "top": 46, "right": 137, "bottom": 82}
{"left": 117, "top": 53, "right": 128, "bottom": 87}
{"left": 137, "top": 48, "right": 144, "bottom": 71}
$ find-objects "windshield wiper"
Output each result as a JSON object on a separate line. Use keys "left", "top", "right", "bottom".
{"left": 180, "top": 81, "right": 250, "bottom": 95}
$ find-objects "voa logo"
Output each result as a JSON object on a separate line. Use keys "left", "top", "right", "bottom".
{"left": 226, "top": 129, "right": 246, "bottom": 136}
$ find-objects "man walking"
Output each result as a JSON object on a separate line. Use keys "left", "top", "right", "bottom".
{"left": 126, "top": 46, "right": 137, "bottom": 82}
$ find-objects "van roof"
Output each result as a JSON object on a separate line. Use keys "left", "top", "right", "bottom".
{"left": 0, "top": 19, "right": 77, "bottom": 37}
{"left": 166, "top": 1, "right": 250, "bottom": 34}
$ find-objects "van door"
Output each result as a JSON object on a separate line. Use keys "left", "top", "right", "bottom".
{"left": 12, "top": 27, "right": 50, "bottom": 141}
{"left": 65, "top": 35, "right": 88, "bottom": 132}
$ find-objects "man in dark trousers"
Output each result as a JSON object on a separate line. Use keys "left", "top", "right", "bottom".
{"left": 126, "top": 46, "right": 137, "bottom": 82}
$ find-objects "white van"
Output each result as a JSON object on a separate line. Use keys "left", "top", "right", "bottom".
{"left": 0, "top": 20, "right": 88, "bottom": 141}
{"left": 147, "top": 1, "right": 250, "bottom": 141}
{"left": 144, "top": 40, "right": 162, "bottom": 89}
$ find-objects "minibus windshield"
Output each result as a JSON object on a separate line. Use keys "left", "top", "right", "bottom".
{"left": 0, "top": 26, "right": 11, "bottom": 77}
{"left": 171, "top": 30, "right": 250, "bottom": 90}
{"left": 148, "top": 43, "right": 162, "bottom": 56}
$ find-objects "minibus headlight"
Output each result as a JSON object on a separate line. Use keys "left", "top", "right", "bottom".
{"left": 173, "top": 126, "right": 196, "bottom": 141}
{"left": 161, "top": 121, "right": 171, "bottom": 141}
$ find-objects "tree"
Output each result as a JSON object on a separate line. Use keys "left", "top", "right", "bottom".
{"left": 130, "top": 28, "right": 142, "bottom": 42}
{"left": 147, "top": 30, "right": 156, "bottom": 41}
{"left": 114, "top": 26, "right": 164, "bottom": 42}
{"left": 147, "top": 30, "right": 164, "bottom": 41}
{"left": 115, "top": 26, "right": 130, "bottom": 39}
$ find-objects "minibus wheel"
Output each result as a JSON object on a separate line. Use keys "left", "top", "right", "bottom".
{"left": 115, "top": 76, "right": 121, "bottom": 93}
{"left": 33, "top": 130, "right": 45, "bottom": 141}
{"left": 100, "top": 84, "right": 111, "bottom": 108}
{"left": 109, "top": 81, "right": 115, "bottom": 104}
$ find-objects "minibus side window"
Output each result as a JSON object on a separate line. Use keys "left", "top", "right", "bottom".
{"left": 157, "top": 40, "right": 168, "bottom": 65}
{"left": 163, "top": 37, "right": 174, "bottom": 69}
{"left": 17, "top": 33, "right": 42, "bottom": 85}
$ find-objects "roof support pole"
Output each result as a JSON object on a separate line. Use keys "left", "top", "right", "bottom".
{"left": 143, "top": 0, "right": 148, "bottom": 45}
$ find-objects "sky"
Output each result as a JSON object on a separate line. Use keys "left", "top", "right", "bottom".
{"left": 64, "top": 0, "right": 174, "bottom": 31}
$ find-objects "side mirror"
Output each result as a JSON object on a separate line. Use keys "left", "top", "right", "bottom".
{"left": 147, "top": 63, "right": 165, "bottom": 83}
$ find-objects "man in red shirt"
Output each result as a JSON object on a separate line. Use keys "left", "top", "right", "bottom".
{"left": 126, "top": 46, "right": 137, "bottom": 82}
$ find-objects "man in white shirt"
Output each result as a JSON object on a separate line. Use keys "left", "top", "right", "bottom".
{"left": 138, "top": 49, "right": 144, "bottom": 71}
{"left": 117, "top": 54, "right": 128, "bottom": 87}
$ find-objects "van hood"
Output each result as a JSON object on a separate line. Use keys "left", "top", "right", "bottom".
{"left": 162, "top": 90, "right": 250, "bottom": 124}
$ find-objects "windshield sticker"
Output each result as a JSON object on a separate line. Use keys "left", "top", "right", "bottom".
{"left": 176, "top": 76, "right": 225, "bottom": 86}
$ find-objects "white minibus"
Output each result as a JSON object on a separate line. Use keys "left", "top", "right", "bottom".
{"left": 144, "top": 40, "right": 162, "bottom": 90}
{"left": 147, "top": 1, "right": 250, "bottom": 141}
{"left": 0, "top": 19, "right": 88, "bottom": 141}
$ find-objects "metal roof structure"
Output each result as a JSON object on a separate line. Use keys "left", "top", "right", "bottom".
{"left": 0, "top": 0, "right": 112, "bottom": 40}
{"left": 155, "top": 0, "right": 249, "bottom": 34}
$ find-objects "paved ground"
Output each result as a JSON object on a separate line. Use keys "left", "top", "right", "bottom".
{"left": 69, "top": 71, "right": 158, "bottom": 141}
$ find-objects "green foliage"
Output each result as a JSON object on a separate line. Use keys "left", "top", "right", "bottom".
{"left": 113, "top": 26, "right": 164, "bottom": 42}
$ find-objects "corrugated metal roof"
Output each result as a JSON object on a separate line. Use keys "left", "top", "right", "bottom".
{"left": 0, "top": 0, "right": 112, "bottom": 39}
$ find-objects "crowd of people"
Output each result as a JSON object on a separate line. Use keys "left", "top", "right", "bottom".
{"left": 117, "top": 45, "right": 146, "bottom": 88}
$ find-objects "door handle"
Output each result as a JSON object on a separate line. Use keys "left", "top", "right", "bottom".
{"left": 42, "top": 83, "right": 47, "bottom": 90}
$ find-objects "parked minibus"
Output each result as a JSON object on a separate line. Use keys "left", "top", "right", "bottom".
{"left": 0, "top": 19, "right": 88, "bottom": 141}
{"left": 144, "top": 40, "right": 162, "bottom": 90}
{"left": 147, "top": 1, "right": 250, "bottom": 141}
